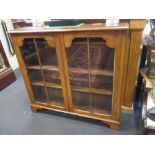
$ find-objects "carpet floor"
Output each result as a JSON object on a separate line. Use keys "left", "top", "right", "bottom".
{"left": 0, "top": 70, "right": 140, "bottom": 134}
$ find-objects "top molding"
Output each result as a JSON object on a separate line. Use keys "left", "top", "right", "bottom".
{"left": 9, "top": 23, "right": 129, "bottom": 34}
{"left": 9, "top": 20, "right": 146, "bottom": 34}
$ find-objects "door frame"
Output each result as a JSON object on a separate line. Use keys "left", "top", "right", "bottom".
{"left": 59, "top": 30, "right": 127, "bottom": 121}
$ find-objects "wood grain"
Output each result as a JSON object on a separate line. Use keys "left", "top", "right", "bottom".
{"left": 9, "top": 23, "right": 129, "bottom": 34}
{"left": 124, "top": 30, "right": 142, "bottom": 107}
{"left": 9, "top": 20, "right": 146, "bottom": 130}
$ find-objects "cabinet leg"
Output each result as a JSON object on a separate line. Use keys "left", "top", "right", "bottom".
{"left": 101, "top": 121, "right": 120, "bottom": 130}
{"left": 109, "top": 123, "right": 120, "bottom": 130}
{"left": 31, "top": 106, "right": 42, "bottom": 113}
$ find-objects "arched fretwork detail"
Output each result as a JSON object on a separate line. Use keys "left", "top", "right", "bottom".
{"left": 63, "top": 34, "right": 118, "bottom": 48}
{"left": 15, "top": 36, "right": 55, "bottom": 47}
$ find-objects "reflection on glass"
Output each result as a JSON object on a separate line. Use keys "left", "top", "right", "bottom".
{"left": 36, "top": 38, "right": 58, "bottom": 66}
{"left": 66, "top": 38, "right": 90, "bottom": 112}
{"left": 92, "top": 94, "right": 112, "bottom": 115}
{"left": 89, "top": 38, "right": 114, "bottom": 115}
{"left": 72, "top": 91, "right": 90, "bottom": 111}
{"left": 20, "top": 38, "right": 64, "bottom": 107}
{"left": 47, "top": 88, "right": 64, "bottom": 106}
{"left": 21, "top": 38, "right": 39, "bottom": 67}
{"left": 44, "top": 70, "right": 60, "bottom": 84}
{"left": 66, "top": 37, "right": 114, "bottom": 114}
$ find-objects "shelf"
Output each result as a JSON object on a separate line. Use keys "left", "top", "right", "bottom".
{"left": 93, "top": 108, "right": 111, "bottom": 115}
{"left": 27, "top": 65, "right": 112, "bottom": 76}
{"left": 36, "top": 100, "right": 64, "bottom": 109}
{"left": 49, "top": 100, "right": 64, "bottom": 107}
{"left": 31, "top": 80, "right": 112, "bottom": 95}
{"left": 24, "top": 53, "right": 37, "bottom": 59}
{"left": 73, "top": 105, "right": 111, "bottom": 115}
{"left": 69, "top": 67, "right": 113, "bottom": 76}
{"left": 74, "top": 105, "right": 90, "bottom": 112}
{"left": 31, "top": 81, "right": 62, "bottom": 89}
{"left": 35, "top": 99, "right": 48, "bottom": 104}
{"left": 28, "top": 65, "right": 59, "bottom": 71}
{"left": 72, "top": 86, "right": 112, "bottom": 95}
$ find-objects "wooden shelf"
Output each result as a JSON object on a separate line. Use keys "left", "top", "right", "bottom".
{"left": 93, "top": 108, "right": 111, "bottom": 115}
{"left": 70, "top": 67, "right": 113, "bottom": 76}
{"left": 28, "top": 65, "right": 59, "bottom": 71}
{"left": 25, "top": 53, "right": 37, "bottom": 59}
{"left": 35, "top": 99, "right": 48, "bottom": 104}
{"left": 32, "top": 80, "right": 112, "bottom": 95}
{"left": 74, "top": 105, "right": 90, "bottom": 112}
{"left": 27, "top": 65, "right": 113, "bottom": 77}
{"left": 72, "top": 86, "right": 112, "bottom": 95}
{"left": 31, "top": 81, "right": 62, "bottom": 89}
{"left": 49, "top": 100, "right": 64, "bottom": 107}
{"left": 74, "top": 105, "right": 111, "bottom": 115}
{"left": 36, "top": 100, "right": 64, "bottom": 110}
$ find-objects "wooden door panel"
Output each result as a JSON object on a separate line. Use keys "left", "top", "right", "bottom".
{"left": 13, "top": 35, "right": 68, "bottom": 111}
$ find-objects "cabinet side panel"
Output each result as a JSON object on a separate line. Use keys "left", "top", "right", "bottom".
{"left": 124, "top": 30, "right": 142, "bottom": 107}
{"left": 111, "top": 31, "right": 127, "bottom": 121}
{"left": 121, "top": 31, "right": 130, "bottom": 110}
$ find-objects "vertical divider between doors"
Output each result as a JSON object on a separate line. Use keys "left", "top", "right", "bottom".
{"left": 54, "top": 34, "right": 72, "bottom": 111}
{"left": 58, "top": 34, "right": 74, "bottom": 111}
{"left": 33, "top": 39, "right": 50, "bottom": 104}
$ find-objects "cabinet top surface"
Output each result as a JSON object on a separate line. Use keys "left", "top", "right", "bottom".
{"left": 9, "top": 23, "right": 129, "bottom": 34}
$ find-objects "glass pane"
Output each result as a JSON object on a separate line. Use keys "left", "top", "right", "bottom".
{"left": 89, "top": 38, "right": 114, "bottom": 115}
{"left": 20, "top": 38, "right": 65, "bottom": 107}
{"left": 71, "top": 73, "right": 90, "bottom": 111}
{"left": 44, "top": 70, "right": 60, "bottom": 84}
{"left": 20, "top": 38, "right": 48, "bottom": 104}
{"left": 20, "top": 38, "right": 39, "bottom": 67}
{"left": 31, "top": 85, "right": 47, "bottom": 103}
{"left": 28, "top": 69, "right": 43, "bottom": 83}
{"left": 72, "top": 91, "right": 90, "bottom": 111}
{"left": 91, "top": 75, "right": 113, "bottom": 90}
{"left": 66, "top": 38, "right": 90, "bottom": 112}
{"left": 66, "top": 37, "right": 115, "bottom": 114}
{"left": 35, "top": 38, "right": 65, "bottom": 107}
{"left": 92, "top": 94, "right": 112, "bottom": 115}
{"left": 89, "top": 38, "right": 114, "bottom": 71}
{"left": 36, "top": 38, "right": 58, "bottom": 66}
{"left": 47, "top": 88, "right": 64, "bottom": 106}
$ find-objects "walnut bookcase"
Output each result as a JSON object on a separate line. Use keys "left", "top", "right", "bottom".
{"left": 9, "top": 20, "right": 145, "bottom": 130}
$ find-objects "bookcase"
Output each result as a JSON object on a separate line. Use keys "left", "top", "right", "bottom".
{"left": 9, "top": 20, "right": 145, "bottom": 130}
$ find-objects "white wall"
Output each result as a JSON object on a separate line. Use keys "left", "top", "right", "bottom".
{"left": 0, "top": 19, "right": 19, "bottom": 70}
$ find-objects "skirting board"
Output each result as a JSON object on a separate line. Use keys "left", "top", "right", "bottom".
{"left": 0, "top": 67, "right": 16, "bottom": 91}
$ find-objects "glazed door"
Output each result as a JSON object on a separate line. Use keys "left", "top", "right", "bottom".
{"left": 62, "top": 31, "right": 126, "bottom": 120}
{"left": 15, "top": 36, "right": 68, "bottom": 111}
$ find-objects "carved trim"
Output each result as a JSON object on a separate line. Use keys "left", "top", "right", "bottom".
{"left": 16, "top": 38, "right": 24, "bottom": 47}
{"left": 45, "top": 38, "right": 55, "bottom": 47}
{"left": 64, "top": 35, "right": 116, "bottom": 48}
{"left": 103, "top": 37, "right": 114, "bottom": 48}
{"left": 15, "top": 36, "right": 55, "bottom": 48}
{"left": 64, "top": 36, "right": 75, "bottom": 47}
